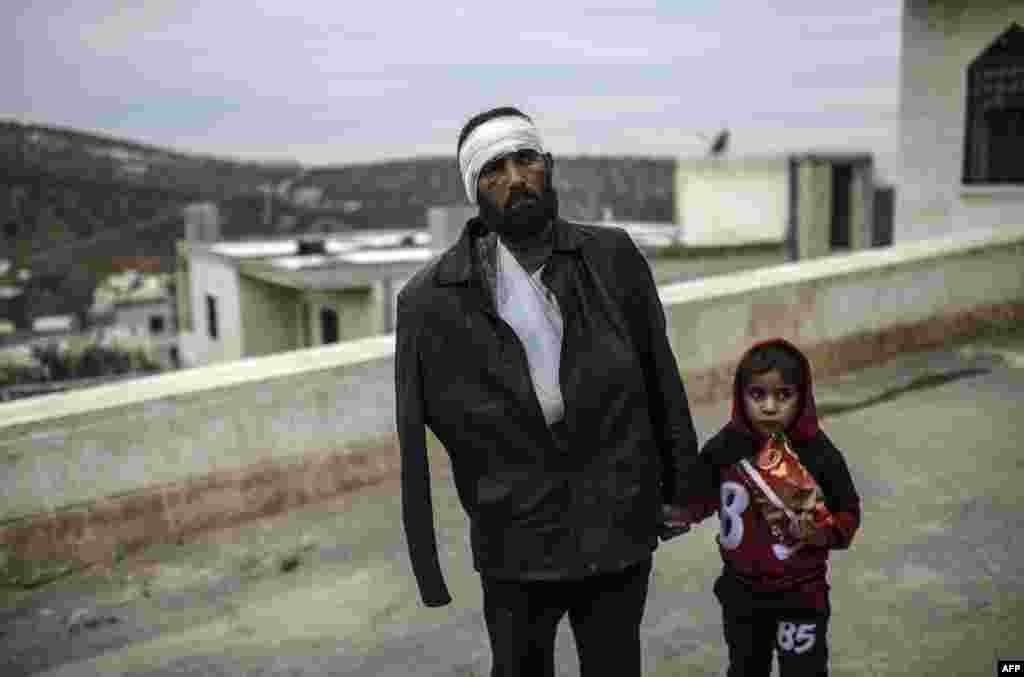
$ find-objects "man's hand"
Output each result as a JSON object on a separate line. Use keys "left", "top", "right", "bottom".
{"left": 659, "top": 504, "right": 692, "bottom": 541}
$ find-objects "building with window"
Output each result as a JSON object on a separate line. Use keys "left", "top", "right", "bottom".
{"left": 92, "top": 271, "right": 179, "bottom": 369}
{"left": 175, "top": 230, "right": 432, "bottom": 368}
{"left": 675, "top": 153, "right": 887, "bottom": 259}
{"left": 898, "top": 4, "right": 1024, "bottom": 241}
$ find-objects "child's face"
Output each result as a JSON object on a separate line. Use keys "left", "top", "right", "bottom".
{"left": 743, "top": 369, "right": 801, "bottom": 437}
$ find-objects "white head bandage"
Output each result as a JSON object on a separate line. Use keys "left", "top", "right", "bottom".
{"left": 458, "top": 115, "right": 545, "bottom": 205}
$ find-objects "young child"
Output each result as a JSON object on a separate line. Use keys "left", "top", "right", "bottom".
{"left": 669, "top": 338, "right": 861, "bottom": 676}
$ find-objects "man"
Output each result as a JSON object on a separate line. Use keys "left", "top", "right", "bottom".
{"left": 396, "top": 106, "right": 699, "bottom": 677}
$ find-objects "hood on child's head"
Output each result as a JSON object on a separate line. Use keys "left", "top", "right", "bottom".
{"left": 729, "top": 337, "right": 820, "bottom": 444}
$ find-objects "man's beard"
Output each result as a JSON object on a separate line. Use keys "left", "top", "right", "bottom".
{"left": 478, "top": 185, "right": 558, "bottom": 244}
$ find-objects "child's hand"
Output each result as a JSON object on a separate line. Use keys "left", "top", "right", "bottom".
{"left": 659, "top": 504, "right": 693, "bottom": 541}
{"left": 788, "top": 516, "right": 815, "bottom": 542}
{"left": 789, "top": 515, "right": 833, "bottom": 547}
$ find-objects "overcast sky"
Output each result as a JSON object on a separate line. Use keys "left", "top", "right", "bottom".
{"left": 7, "top": 1, "right": 901, "bottom": 171}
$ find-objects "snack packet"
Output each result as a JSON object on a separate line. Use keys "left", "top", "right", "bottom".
{"left": 747, "top": 432, "right": 832, "bottom": 546}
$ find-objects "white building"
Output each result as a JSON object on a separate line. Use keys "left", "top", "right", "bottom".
{"left": 898, "top": 4, "right": 1024, "bottom": 241}
{"left": 176, "top": 230, "right": 433, "bottom": 368}
{"left": 675, "top": 153, "right": 882, "bottom": 258}
{"left": 92, "top": 271, "right": 179, "bottom": 369}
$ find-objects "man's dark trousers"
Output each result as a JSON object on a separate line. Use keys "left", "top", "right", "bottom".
{"left": 480, "top": 556, "right": 653, "bottom": 677}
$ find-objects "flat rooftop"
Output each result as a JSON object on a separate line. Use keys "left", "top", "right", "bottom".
{"left": 182, "top": 230, "right": 435, "bottom": 290}
{"left": 182, "top": 223, "right": 683, "bottom": 290}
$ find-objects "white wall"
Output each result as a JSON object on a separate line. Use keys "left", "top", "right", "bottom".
{"left": 113, "top": 300, "right": 178, "bottom": 368}
{"left": 303, "top": 286, "right": 386, "bottom": 346}
{"left": 898, "top": 0, "right": 1024, "bottom": 241}
{"left": 113, "top": 300, "right": 174, "bottom": 338}
{"left": 179, "top": 253, "right": 243, "bottom": 367}
{"left": 676, "top": 157, "right": 789, "bottom": 246}
{"left": 659, "top": 225, "right": 1024, "bottom": 375}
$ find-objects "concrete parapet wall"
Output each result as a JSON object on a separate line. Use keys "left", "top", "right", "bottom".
{"left": 2, "top": 224, "right": 1023, "bottom": 580}
{"left": 0, "top": 337, "right": 403, "bottom": 583}
{"left": 1, "top": 336, "right": 398, "bottom": 518}
{"left": 661, "top": 224, "right": 1024, "bottom": 403}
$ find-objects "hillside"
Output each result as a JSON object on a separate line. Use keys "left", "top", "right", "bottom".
{"left": 1, "top": 121, "right": 676, "bottom": 327}
{"left": 292, "top": 154, "right": 676, "bottom": 231}
{"left": 1, "top": 120, "right": 676, "bottom": 248}
{"left": 1, "top": 122, "right": 301, "bottom": 274}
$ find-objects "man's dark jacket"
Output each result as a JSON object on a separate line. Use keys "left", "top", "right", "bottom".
{"left": 396, "top": 217, "right": 699, "bottom": 607}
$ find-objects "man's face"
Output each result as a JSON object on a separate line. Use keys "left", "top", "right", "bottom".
{"left": 476, "top": 149, "right": 548, "bottom": 233}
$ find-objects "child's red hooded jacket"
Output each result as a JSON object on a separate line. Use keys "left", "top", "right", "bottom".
{"left": 681, "top": 338, "right": 861, "bottom": 605}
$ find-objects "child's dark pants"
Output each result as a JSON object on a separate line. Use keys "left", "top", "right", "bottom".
{"left": 715, "top": 572, "right": 831, "bottom": 677}
{"left": 480, "top": 556, "right": 652, "bottom": 677}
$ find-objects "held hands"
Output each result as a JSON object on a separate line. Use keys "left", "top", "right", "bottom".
{"left": 659, "top": 504, "right": 694, "bottom": 542}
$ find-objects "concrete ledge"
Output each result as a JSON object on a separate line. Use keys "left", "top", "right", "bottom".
{"left": 2, "top": 302, "right": 1021, "bottom": 582}
{"left": 660, "top": 223, "right": 1024, "bottom": 306}
{"left": 0, "top": 334, "right": 396, "bottom": 432}
{"left": 679, "top": 299, "right": 1023, "bottom": 406}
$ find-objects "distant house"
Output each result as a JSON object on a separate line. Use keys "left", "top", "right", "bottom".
{"left": 175, "top": 230, "right": 432, "bottom": 368}
{"left": 675, "top": 152, "right": 884, "bottom": 258}
{"left": 898, "top": 4, "right": 1024, "bottom": 241}
{"left": 92, "top": 271, "right": 179, "bottom": 369}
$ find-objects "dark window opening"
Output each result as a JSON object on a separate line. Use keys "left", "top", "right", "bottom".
{"left": 149, "top": 315, "right": 165, "bottom": 334}
{"left": 320, "top": 306, "right": 339, "bottom": 344}
{"left": 298, "top": 238, "right": 327, "bottom": 256}
{"left": 985, "top": 108, "right": 1024, "bottom": 181}
{"left": 206, "top": 294, "right": 218, "bottom": 340}
{"left": 872, "top": 186, "right": 895, "bottom": 247}
{"left": 963, "top": 23, "right": 1024, "bottom": 184}
{"left": 830, "top": 164, "right": 852, "bottom": 250}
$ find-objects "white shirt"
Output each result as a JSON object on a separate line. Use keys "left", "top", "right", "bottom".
{"left": 496, "top": 238, "right": 565, "bottom": 425}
